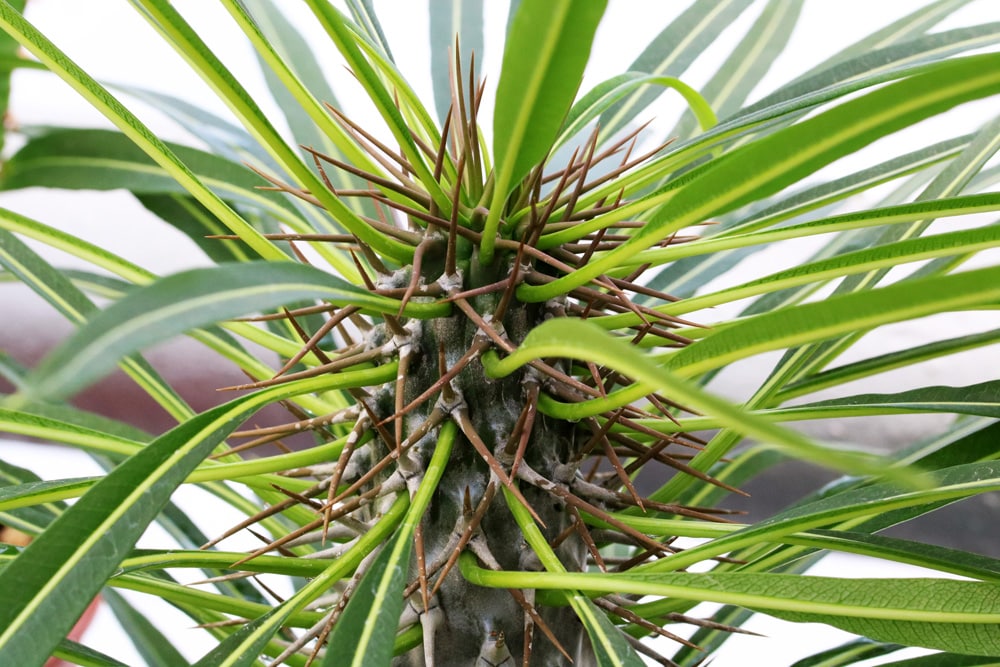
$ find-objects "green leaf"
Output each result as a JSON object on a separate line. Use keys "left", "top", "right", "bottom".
{"left": 788, "top": 639, "right": 903, "bottom": 667}
{"left": 109, "top": 84, "right": 272, "bottom": 168}
{"left": 0, "top": 0, "right": 24, "bottom": 153}
{"left": 50, "top": 638, "right": 130, "bottom": 667}
{"left": 773, "top": 380, "right": 1000, "bottom": 421}
{"left": 221, "top": 0, "right": 389, "bottom": 210}
{"left": 324, "top": 532, "right": 413, "bottom": 667}
{"left": 646, "top": 460, "right": 1000, "bottom": 572}
{"left": 429, "top": 0, "right": 483, "bottom": 124}
{"left": 241, "top": 0, "right": 347, "bottom": 167}
{"left": 466, "top": 562, "right": 1000, "bottom": 656}
{"left": 621, "top": 191, "right": 1000, "bottom": 274}
{"left": 0, "top": 210, "right": 332, "bottom": 387}
{"left": 661, "top": 223, "right": 1000, "bottom": 318}
{"left": 748, "top": 22, "right": 1000, "bottom": 117}
{"left": 325, "top": 421, "right": 456, "bottom": 667}
{"left": 136, "top": 194, "right": 254, "bottom": 264}
{"left": 0, "top": 476, "right": 99, "bottom": 512}
{"left": 189, "top": 609, "right": 283, "bottom": 667}
{"left": 300, "top": 0, "right": 446, "bottom": 209}
{"left": 633, "top": 574, "right": 1000, "bottom": 657}
{"left": 0, "top": 221, "right": 193, "bottom": 420}
{"left": 670, "top": 0, "right": 802, "bottom": 140}
{"left": 597, "top": 0, "right": 753, "bottom": 140}
{"left": 128, "top": 0, "right": 412, "bottom": 262}
{"left": 0, "top": 458, "right": 66, "bottom": 537}
{"left": 496, "top": 488, "right": 644, "bottom": 667}
{"left": 0, "top": 370, "right": 362, "bottom": 665}
{"left": 103, "top": 589, "right": 190, "bottom": 667}
{"left": 0, "top": 2, "right": 285, "bottom": 261}
{"left": 877, "top": 652, "right": 1000, "bottom": 666}
{"left": 345, "top": 0, "right": 394, "bottom": 63}
{"left": 799, "top": 529, "right": 1000, "bottom": 583}
{"left": 808, "top": 0, "right": 975, "bottom": 71}
{"left": 556, "top": 73, "right": 716, "bottom": 151}
{"left": 1, "top": 128, "right": 302, "bottom": 226}
{"left": 583, "top": 508, "right": 1000, "bottom": 583}
{"left": 484, "top": 319, "right": 903, "bottom": 483}
{"left": 518, "top": 51, "right": 1000, "bottom": 301}
{"left": 723, "top": 134, "right": 972, "bottom": 237}
{"left": 191, "top": 493, "right": 409, "bottom": 667}
{"left": 665, "top": 264, "right": 1000, "bottom": 378}
{"left": 484, "top": 0, "right": 607, "bottom": 261}
{"left": 22, "top": 261, "right": 447, "bottom": 402}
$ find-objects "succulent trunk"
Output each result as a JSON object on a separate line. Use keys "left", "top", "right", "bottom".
{"left": 361, "top": 255, "right": 593, "bottom": 665}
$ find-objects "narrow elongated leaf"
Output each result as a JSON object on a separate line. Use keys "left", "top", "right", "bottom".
{"left": 623, "top": 192, "right": 1000, "bottom": 272}
{"left": 128, "top": 0, "right": 413, "bottom": 261}
{"left": 493, "top": 0, "right": 606, "bottom": 190}
{"left": 0, "top": 351, "right": 26, "bottom": 390}
{"left": 110, "top": 84, "right": 272, "bottom": 168}
{"left": 799, "top": 529, "right": 1000, "bottom": 583}
{"left": 484, "top": 0, "right": 606, "bottom": 261}
{"left": 191, "top": 493, "right": 409, "bottom": 667}
{"left": 878, "top": 653, "right": 1000, "bottom": 666}
{"left": 518, "top": 51, "right": 1000, "bottom": 301}
{"left": 23, "top": 261, "right": 448, "bottom": 401}
{"left": 429, "top": 0, "right": 482, "bottom": 124}
{"left": 102, "top": 589, "right": 189, "bottom": 667}
{"left": 723, "top": 134, "right": 972, "bottom": 236}
{"left": 788, "top": 639, "right": 903, "bottom": 667}
{"left": 651, "top": 575, "right": 1000, "bottom": 657}
{"left": 780, "top": 111, "right": 1000, "bottom": 392}
{"left": 241, "top": 0, "right": 344, "bottom": 164}
{"left": 746, "top": 22, "right": 1000, "bottom": 117}
{"left": 584, "top": 508, "right": 1000, "bottom": 582}
{"left": 0, "top": 0, "right": 24, "bottom": 153}
{"left": 0, "top": 210, "right": 332, "bottom": 383}
{"left": 0, "top": 2, "right": 284, "bottom": 260}
{"left": 325, "top": 421, "right": 456, "bottom": 667}
{"left": 775, "top": 380, "right": 1000, "bottom": 421}
{"left": 0, "top": 476, "right": 99, "bottom": 512}
{"left": 0, "top": 222, "right": 192, "bottom": 420}
{"left": 647, "top": 460, "right": 1000, "bottom": 572}
{"left": 465, "top": 562, "right": 1000, "bottom": 656}
{"left": 0, "top": 369, "right": 369, "bottom": 666}
{"left": 107, "top": 570, "right": 323, "bottom": 627}
{"left": 0, "top": 458, "right": 66, "bottom": 537}
{"left": 662, "top": 224, "right": 1000, "bottom": 317}
{"left": 345, "top": 0, "right": 394, "bottom": 63}
{"left": 50, "top": 639, "right": 130, "bottom": 667}
{"left": 664, "top": 264, "right": 1000, "bottom": 378}
{"left": 556, "top": 72, "right": 716, "bottom": 151}
{"left": 137, "top": 194, "right": 254, "bottom": 264}
{"left": 484, "top": 319, "right": 899, "bottom": 480}
{"left": 219, "top": 0, "right": 389, "bottom": 191}
{"left": 670, "top": 0, "right": 802, "bottom": 140}
{"left": 324, "top": 533, "right": 412, "bottom": 667}
{"left": 597, "top": 0, "right": 752, "bottom": 139}
{"left": 805, "top": 0, "right": 974, "bottom": 74}
{"left": 1, "top": 128, "right": 302, "bottom": 226}
{"left": 300, "top": 0, "right": 445, "bottom": 208}
{"left": 189, "top": 609, "right": 282, "bottom": 667}
{"left": 498, "top": 488, "right": 644, "bottom": 667}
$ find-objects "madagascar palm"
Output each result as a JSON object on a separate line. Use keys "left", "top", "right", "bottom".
{"left": 2, "top": 1, "right": 1000, "bottom": 666}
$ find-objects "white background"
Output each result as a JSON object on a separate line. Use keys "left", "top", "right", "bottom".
{"left": 4, "top": 1, "right": 1000, "bottom": 665}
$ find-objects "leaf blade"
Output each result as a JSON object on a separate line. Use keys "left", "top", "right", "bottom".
{"left": 23, "top": 262, "right": 447, "bottom": 402}
{"left": 483, "top": 0, "right": 607, "bottom": 261}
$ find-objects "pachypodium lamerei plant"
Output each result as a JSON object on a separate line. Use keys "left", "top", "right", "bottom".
{"left": 2, "top": 0, "right": 1000, "bottom": 665}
